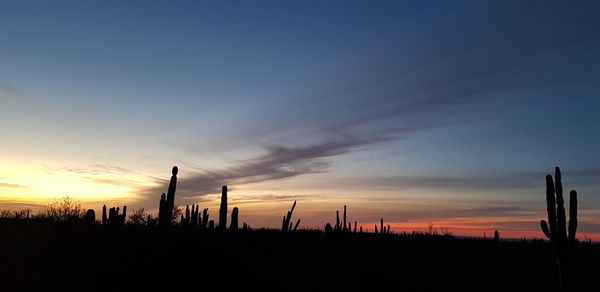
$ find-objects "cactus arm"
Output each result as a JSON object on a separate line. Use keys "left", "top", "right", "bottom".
{"left": 568, "top": 190, "right": 578, "bottom": 241}
{"left": 293, "top": 219, "right": 301, "bottom": 231}
{"left": 554, "top": 167, "right": 568, "bottom": 239}
{"left": 540, "top": 220, "right": 552, "bottom": 239}
{"left": 545, "top": 174, "right": 558, "bottom": 238}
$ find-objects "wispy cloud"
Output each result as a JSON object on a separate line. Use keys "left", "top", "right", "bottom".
{"left": 42, "top": 164, "right": 162, "bottom": 187}
{"left": 144, "top": 129, "right": 418, "bottom": 199}
{"left": 0, "top": 182, "right": 29, "bottom": 189}
{"left": 0, "top": 83, "right": 20, "bottom": 101}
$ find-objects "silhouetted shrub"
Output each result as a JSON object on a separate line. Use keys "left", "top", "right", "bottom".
{"left": 128, "top": 208, "right": 148, "bottom": 225}
{"left": 44, "top": 196, "right": 84, "bottom": 221}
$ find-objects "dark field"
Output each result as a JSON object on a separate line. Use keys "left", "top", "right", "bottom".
{"left": 1, "top": 219, "right": 598, "bottom": 292}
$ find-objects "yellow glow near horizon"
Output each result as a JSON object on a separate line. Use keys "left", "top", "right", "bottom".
{"left": 0, "top": 161, "right": 158, "bottom": 205}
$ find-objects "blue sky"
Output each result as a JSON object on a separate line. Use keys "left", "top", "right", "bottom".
{"left": 1, "top": 1, "right": 599, "bottom": 237}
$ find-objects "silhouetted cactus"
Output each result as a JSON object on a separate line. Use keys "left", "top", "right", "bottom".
{"left": 540, "top": 167, "right": 578, "bottom": 290}
{"left": 159, "top": 166, "right": 178, "bottom": 226}
{"left": 354, "top": 221, "right": 357, "bottom": 233}
{"left": 102, "top": 205, "right": 107, "bottom": 225}
{"left": 325, "top": 223, "right": 333, "bottom": 233}
{"left": 293, "top": 218, "right": 301, "bottom": 231}
{"left": 281, "top": 201, "right": 297, "bottom": 232}
{"left": 84, "top": 209, "right": 95, "bottom": 226}
{"left": 494, "top": 230, "right": 500, "bottom": 242}
{"left": 191, "top": 205, "right": 199, "bottom": 228}
{"left": 208, "top": 219, "right": 215, "bottom": 229}
{"left": 541, "top": 167, "right": 578, "bottom": 242}
{"left": 181, "top": 204, "right": 191, "bottom": 227}
{"left": 219, "top": 185, "right": 227, "bottom": 229}
{"left": 343, "top": 205, "right": 347, "bottom": 232}
{"left": 105, "top": 206, "right": 127, "bottom": 226}
{"left": 201, "top": 208, "right": 209, "bottom": 229}
{"left": 374, "top": 224, "right": 378, "bottom": 234}
{"left": 380, "top": 218, "right": 384, "bottom": 235}
{"left": 335, "top": 210, "right": 341, "bottom": 232}
{"left": 230, "top": 207, "right": 239, "bottom": 231}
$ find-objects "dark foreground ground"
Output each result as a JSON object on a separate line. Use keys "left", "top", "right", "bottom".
{"left": 0, "top": 220, "right": 599, "bottom": 292}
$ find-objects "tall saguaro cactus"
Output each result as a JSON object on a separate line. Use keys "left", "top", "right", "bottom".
{"left": 159, "top": 166, "right": 178, "bottom": 226}
{"left": 541, "top": 167, "right": 578, "bottom": 242}
{"left": 102, "top": 205, "right": 107, "bottom": 225}
{"left": 539, "top": 167, "right": 578, "bottom": 290}
{"left": 219, "top": 185, "right": 228, "bottom": 229}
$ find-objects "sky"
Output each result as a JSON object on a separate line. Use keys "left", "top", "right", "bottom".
{"left": 1, "top": 0, "right": 600, "bottom": 239}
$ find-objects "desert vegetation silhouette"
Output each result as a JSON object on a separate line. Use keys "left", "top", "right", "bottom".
{"left": 0, "top": 166, "right": 597, "bottom": 291}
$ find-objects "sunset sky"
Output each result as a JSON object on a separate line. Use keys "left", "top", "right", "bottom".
{"left": 1, "top": 1, "right": 600, "bottom": 239}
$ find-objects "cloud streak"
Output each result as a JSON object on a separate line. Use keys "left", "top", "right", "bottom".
{"left": 144, "top": 128, "right": 420, "bottom": 199}
{"left": 0, "top": 182, "right": 29, "bottom": 189}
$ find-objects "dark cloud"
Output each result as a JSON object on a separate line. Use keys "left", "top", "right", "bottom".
{"left": 143, "top": 128, "right": 418, "bottom": 200}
